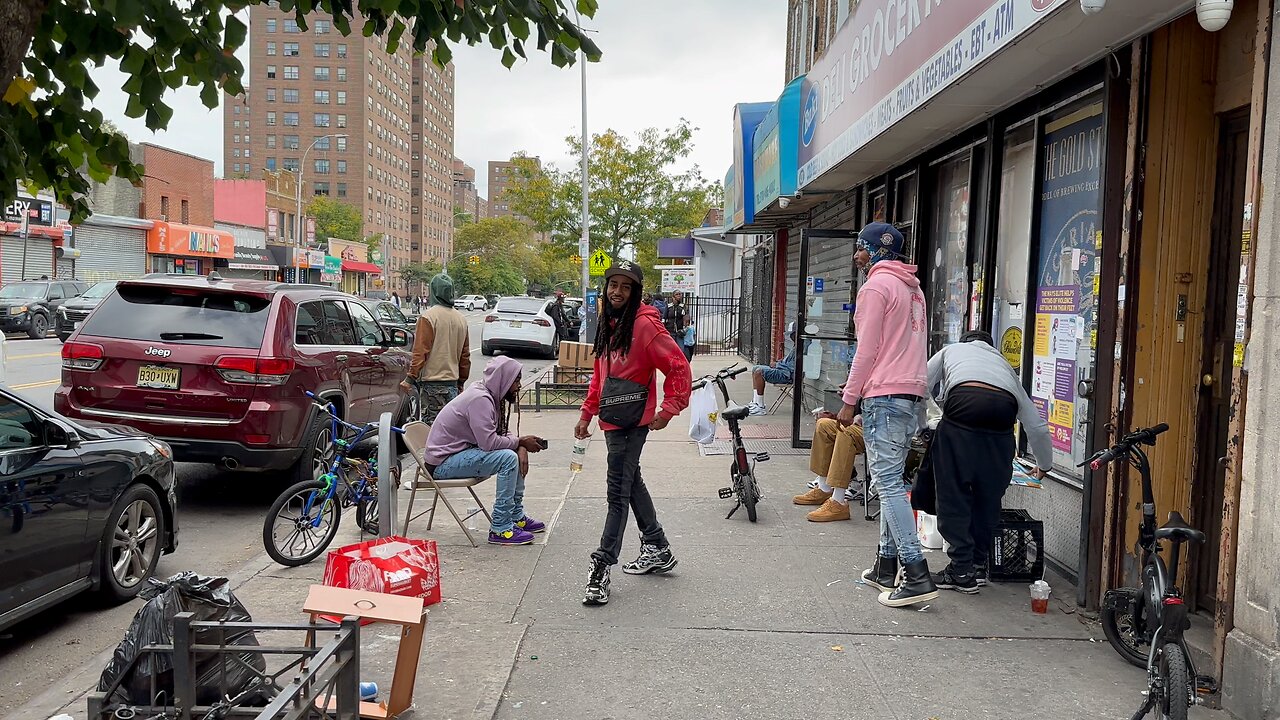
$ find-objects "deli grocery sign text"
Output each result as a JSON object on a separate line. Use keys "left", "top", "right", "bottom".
{"left": 798, "top": 0, "right": 1068, "bottom": 188}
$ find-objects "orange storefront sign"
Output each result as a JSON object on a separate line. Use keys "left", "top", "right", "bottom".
{"left": 146, "top": 221, "right": 235, "bottom": 259}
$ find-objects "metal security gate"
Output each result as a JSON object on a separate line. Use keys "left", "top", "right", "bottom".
{"left": 75, "top": 223, "right": 147, "bottom": 281}
{"left": 1, "top": 235, "right": 54, "bottom": 283}
{"left": 737, "top": 246, "right": 774, "bottom": 366}
{"left": 688, "top": 278, "right": 739, "bottom": 356}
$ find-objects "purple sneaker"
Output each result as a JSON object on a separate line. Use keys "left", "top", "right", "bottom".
{"left": 515, "top": 515, "right": 546, "bottom": 533}
{"left": 488, "top": 528, "right": 535, "bottom": 546}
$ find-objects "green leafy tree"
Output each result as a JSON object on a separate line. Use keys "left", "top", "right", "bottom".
{"left": 398, "top": 260, "right": 442, "bottom": 298}
{"left": 447, "top": 216, "right": 537, "bottom": 296}
{"left": 0, "top": 0, "right": 602, "bottom": 222}
{"left": 307, "top": 197, "right": 363, "bottom": 244}
{"left": 504, "top": 120, "right": 721, "bottom": 275}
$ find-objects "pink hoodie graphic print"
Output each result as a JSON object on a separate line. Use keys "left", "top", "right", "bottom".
{"left": 841, "top": 260, "right": 928, "bottom": 406}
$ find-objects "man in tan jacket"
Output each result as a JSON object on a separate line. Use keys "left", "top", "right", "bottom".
{"left": 401, "top": 273, "right": 471, "bottom": 423}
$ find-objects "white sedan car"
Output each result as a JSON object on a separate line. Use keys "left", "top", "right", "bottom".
{"left": 454, "top": 294, "right": 487, "bottom": 311}
{"left": 481, "top": 296, "right": 561, "bottom": 358}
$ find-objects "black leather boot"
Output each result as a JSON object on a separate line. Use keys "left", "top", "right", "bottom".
{"left": 878, "top": 558, "right": 939, "bottom": 607}
{"left": 860, "top": 554, "right": 899, "bottom": 592}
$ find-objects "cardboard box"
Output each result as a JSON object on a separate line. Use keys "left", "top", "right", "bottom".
{"left": 557, "top": 341, "right": 595, "bottom": 369}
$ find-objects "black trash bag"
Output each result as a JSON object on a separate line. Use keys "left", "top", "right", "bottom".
{"left": 98, "top": 572, "right": 274, "bottom": 707}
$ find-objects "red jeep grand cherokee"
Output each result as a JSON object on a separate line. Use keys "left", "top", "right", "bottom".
{"left": 54, "top": 275, "right": 414, "bottom": 483}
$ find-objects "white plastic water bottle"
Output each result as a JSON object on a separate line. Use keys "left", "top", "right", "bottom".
{"left": 570, "top": 436, "right": 589, "bottom": 473}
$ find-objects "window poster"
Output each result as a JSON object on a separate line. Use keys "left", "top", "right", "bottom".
{"left": 1032, "top": 102, "right": 1104, "bottom": 473}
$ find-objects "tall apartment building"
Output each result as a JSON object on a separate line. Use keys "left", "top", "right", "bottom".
{"left": 224, "top": 4, "right": 455, "bottom": 290}
{"left": 410, "top": 57, "right": 455, "bottom": 267}
{"left": 452, "top": 158, "right": 486, "bottom": 222}
{"left": 487, "top": 156, "right": 539, "bottom": 219}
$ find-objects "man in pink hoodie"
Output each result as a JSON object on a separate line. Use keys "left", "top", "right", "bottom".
{"left": 836, "top": 222, "right": 939, "bottom": 608}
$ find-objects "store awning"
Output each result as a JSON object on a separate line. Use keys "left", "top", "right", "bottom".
{"left": 797, "top": 0, "right": 1194, "bottom": 193}
{"left": 342, "top": 260, "right": 381, "bottom": 274}
{"left": 228, "top": 247, "right": 279, "bottom": 270}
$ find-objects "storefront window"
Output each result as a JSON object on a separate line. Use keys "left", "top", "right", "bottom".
{"left": 1029, "top": 101, "right": 1104, "bottom": 474}
{"left": 893, "top": 173, "right": 918, "bottom": 261}
{"left": 992, "top": 122, "right": 1037, "bottom": 381}
{"left": 151, "top": 257, "right": 201, "bottom": 275}
{"left": 927, "top": 154, "right": 971, "bottom": 355}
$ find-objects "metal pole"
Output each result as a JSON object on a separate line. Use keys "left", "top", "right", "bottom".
{"left": 574, "top": 7, "right": 590, "bottom": 341}
{"left": 294, "top": 164, "right": 304, "bottom": 284}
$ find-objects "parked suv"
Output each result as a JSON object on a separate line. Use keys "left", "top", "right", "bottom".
{"left": 454, "top": 294, "right": 487, "bottom": 311}
{"left": 0, "top": 280, "right": 88, "bottom": 338}
{"left": 56, "top": 280, "right": 118, "bottom": 342}
{"left": 53, "top": 276, "right": 413, "bottom": 483}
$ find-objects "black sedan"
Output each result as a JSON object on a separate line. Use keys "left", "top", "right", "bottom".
{"left": 56, "top": 280, "right": 118, "bottom": 342}
{"left": 0, "top": 388, "right": 177, "bottom": 632}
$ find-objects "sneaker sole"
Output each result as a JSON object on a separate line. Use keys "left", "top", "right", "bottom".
{"left": 876, "top": 589, "right": 941, "bottom": 607}
{"left": 936, "top": 582, "right": 980, "bottom": 595}
{"left": 488, "top": 538, "right": 534, "bottom": 546}
{"left": 860, "top": 570, "right": 898, "bottom": 593}
{"left": 793, "top": 498, "right": 830, "bottom": 506}
{"left": 623, "top": 557, "right": 678, "bottom": 575}
{"left": 582, "top": 595, "right": 609, "bottom": 606}
{"left": 806, "top": 513, "right": 852, "bottom": 522}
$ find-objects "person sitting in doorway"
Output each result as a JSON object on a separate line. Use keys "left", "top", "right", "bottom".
{"left": 747, "top": 322, "right": 798, "bottom": 416}
{"left": 423, "top": 355, "right": 548, "bottom": 546}
{"left": 793, "top": 407, "right": 866, "bottom": 522}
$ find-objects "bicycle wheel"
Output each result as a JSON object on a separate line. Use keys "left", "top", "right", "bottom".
{"left": 1102, "top": 596, "right": 1150, "bottom": 668}
{"left": 738, "top": 471, "right": 759, "bottom": 523}
{"left": 356, "top": 490, "right": 379, "bottom": 536}
{"left": 1159, "top": 643, "right": 1190, "bottom": 720}
{"left": 263, "top": 480, "right": 342, "bottom": 567}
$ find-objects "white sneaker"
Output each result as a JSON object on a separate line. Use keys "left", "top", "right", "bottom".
{"left": 748, "top": 402, "right": 767, "bottom": 416}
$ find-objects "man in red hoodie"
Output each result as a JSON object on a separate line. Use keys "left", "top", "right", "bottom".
{"left": 837, "top": 222, "right": 939, "bottom": 608}
{"left": 575, "top": 259, "right": 692, "bottom": 606}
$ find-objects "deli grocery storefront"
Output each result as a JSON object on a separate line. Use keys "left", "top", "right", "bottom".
{"left": 748, "top": 0, "right": 1275, "bottom": 701}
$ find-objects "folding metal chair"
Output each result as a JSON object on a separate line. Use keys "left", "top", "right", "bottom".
{"left": 399, "top": 421, "right": 493, "bottom": 547}
{"left": 767, "top": 383, "right": 794, "bottom": 414}
{"left": 861, "top": 453, "right": 880, "bottom": 521}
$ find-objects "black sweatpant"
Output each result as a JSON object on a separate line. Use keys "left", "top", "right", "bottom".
{"left": 933, "top": 385, "right": 1019, "bottom": 574}
{"left": 591, "top": 426, "right": 669, "bottom": 566}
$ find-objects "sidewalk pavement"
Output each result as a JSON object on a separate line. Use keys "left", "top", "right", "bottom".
{"left": 18, "top": 355, "right": 1228, "bottom": 720}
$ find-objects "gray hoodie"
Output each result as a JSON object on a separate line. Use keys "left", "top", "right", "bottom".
{"left": 423, "top": 355, "right": 522, "bottom": 465}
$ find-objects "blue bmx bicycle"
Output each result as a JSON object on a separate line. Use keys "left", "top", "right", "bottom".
{"left": 263, "top": 391, "right": 403, "bottom": 567}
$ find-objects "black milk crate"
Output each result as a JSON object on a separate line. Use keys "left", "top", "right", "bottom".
{"left": 988, "top": 508, "right": 1045, "bottom": 582}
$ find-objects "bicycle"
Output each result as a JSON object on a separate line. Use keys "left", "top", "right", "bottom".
{"left": 693, "top": 364, "right": 770, "bottom": 522}
{"left": 1083, "top": 423, "right": 1216, "bottom": 720}
{"left": 262, "top": 391, "right": 404, "bottom": 567}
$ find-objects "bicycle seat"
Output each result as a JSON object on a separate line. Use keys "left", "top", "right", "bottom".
{"left": 722, "top": 405, "right": 751, "bottom": 421}
{"left": 1155, "top": 511, "right": 1206, "bottom": 544}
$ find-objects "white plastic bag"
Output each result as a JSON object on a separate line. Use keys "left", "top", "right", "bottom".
{"left": 688, "top": 384, "right": 719, "bottom": 445}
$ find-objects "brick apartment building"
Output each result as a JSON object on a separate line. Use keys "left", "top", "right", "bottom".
{"left": 452, "top": 158, "right": 487, "bottom": 222}
{"left": 224, "top": 4, "right": 455, "bottom": 291}
{"left": 487, "top": 156, "right": 540, "bottom": 219}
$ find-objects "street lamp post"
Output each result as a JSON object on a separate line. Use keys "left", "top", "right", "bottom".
{"left": 294, "top": 133, "right": 348, "bottom": 283}
{"left": 572, "top": 6, "right": 590, "bottom": 341}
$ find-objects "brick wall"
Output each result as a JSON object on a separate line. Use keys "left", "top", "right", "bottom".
{"left": 140, "top": 143, "right": 215, "bottom": 226}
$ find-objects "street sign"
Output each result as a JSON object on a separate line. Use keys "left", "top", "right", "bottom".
{"left": 588, "top": 250, "right": 611, "bottom": 277}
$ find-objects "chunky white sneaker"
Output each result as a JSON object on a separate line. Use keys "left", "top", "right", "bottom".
{"left": 747, "top": 402, "right": 768, "bottom": 416}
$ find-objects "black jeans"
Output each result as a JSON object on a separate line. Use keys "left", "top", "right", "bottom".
{"left": 591, "top": 426, "right": 668, "bottom": 566}
{"left": 933, "top": 386, "right": 1019, "bottom": 574}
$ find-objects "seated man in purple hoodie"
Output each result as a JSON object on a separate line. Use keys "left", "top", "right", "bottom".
{"left": 423, "top": 355, "right": 547, "bottom": 546}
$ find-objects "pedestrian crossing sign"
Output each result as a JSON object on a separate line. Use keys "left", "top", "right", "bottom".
{"left": 589, "top": 250, "right": 611, "bottom": 277}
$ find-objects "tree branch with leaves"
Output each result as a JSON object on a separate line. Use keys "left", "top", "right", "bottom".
{"left": 0, "top": 0, "right": 602, "bottom": 222}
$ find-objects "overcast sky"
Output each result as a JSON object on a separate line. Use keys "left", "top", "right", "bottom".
{"left": 90, "top": 1, "right": 786, "bottom": 198}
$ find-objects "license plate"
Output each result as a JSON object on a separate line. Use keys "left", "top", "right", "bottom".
{"left": 137, "top": 365, "right": 180, "bottom": 390}
{"left": 509, "top": 320, "right": 523, "bottom": 328}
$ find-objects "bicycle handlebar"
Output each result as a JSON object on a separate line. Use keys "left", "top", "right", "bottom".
{"left": 692, "top": 364, "right": 748, "bottom": 391}
{"left": 1082, "top": 423, "right": 1169, "bottom": 470}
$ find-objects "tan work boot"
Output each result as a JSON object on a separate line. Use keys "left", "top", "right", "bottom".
{"left": 793, "top": 487, "right": 832, "bottom": 506}
{"left": 807, "top": 498, "right": 852, "bottom": 522}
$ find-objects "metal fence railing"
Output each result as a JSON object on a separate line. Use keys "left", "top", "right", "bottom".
{"left": 688, "top": 278, "right": 741, "bottom": 356}
{"left": 738, "top": 250, "right": 775, "bottom": 366}
{"left": 88, "top": 612, "right": 361, "bottom": 720}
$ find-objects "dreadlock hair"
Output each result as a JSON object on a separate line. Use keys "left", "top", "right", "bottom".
{"left": 496, "top": 385, "right": 521, "bottom": 438}
{"left": 593, "top": 279, "right": 643, "bottom": 359}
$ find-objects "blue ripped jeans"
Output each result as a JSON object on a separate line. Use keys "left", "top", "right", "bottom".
{"left": 433, "top": 447, "right": 524, "bottom": 534}
{"left": 862, "top": 396, "right": 924, "bottom": 565}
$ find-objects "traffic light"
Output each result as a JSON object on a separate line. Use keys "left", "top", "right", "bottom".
{"left": 571, "top": 255, "right": 582, "bottom": 264}
{"left": 468, "top": 254, "right": 480, "bottom": 265}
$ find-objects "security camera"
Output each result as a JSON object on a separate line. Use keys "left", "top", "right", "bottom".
{"left": 1196, "top": 0, "right": 1233, "bottom": 31}
{"left": 1080, "top": 0, "right": 1105, "bottom": 14}
{"left": 778, "top": 197, "right": 791, "bottom": 209}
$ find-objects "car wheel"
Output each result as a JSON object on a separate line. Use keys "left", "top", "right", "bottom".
{"left": 98, "top": 484, "right": 165, "bottom": 602}
{"left": 481, "top": 342, "right": 494, "bottom": 356}
{"left": 545, "top": 335, "right": 560, "bottom": 360}
{"left": 291, "top": 407, "right": 336, "bottom": 485}
{"left": 28, "top": 313, "right": 47, "bottom": 340}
